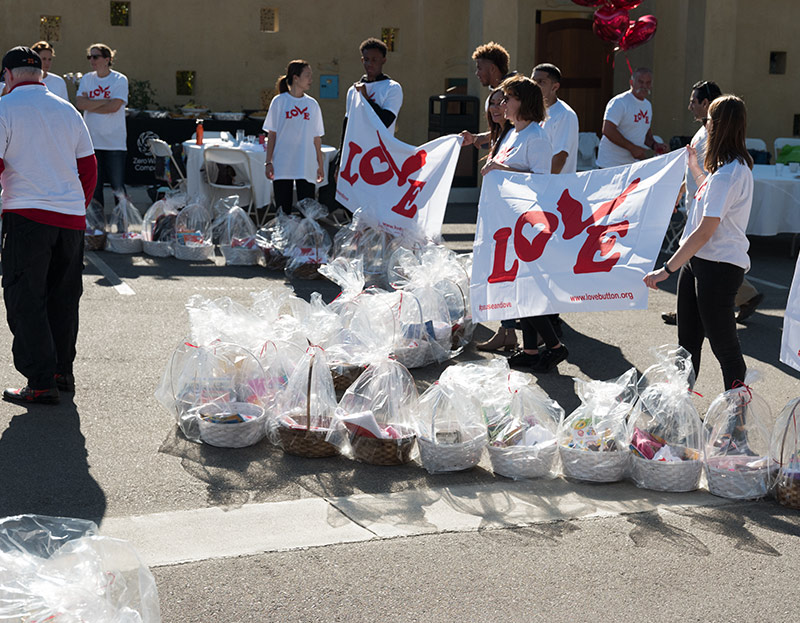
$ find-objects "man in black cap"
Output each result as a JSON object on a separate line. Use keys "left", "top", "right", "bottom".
{"left": 0, "top": 46, "right": 97, "bottom": 404}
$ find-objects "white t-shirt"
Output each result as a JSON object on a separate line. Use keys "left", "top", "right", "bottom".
{"left": 0, "top": 84, "right": 94, "bottom": 215}
{"left": 493, "top": 122, "right": 552, "bottom": 174}
{"left": 77, "top": 70, "right": 128, "bottom": 150}
{"left": 345, "top": 75, "right": 403, "bottom": 134}
{"left": 43, "top": 73, "right": 69, "bottom": 102}
{"left": 685, "top": 124, "right": 708, "bottom": 200}
{"left": 596, "top": 91, "right": 652, "bottom": 168}
{"left": 681, "top": 159, "right": 753, "bottom": 271}
{"left": 263, "top": 92, "right": 325, "bottom": 183}
{"left": 541, "top": 99, "right": 579, "bottom": 174}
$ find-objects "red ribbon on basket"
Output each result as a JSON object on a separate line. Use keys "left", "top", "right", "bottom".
{"left": 731, "top": 380, "right": 753, "bottom": 405}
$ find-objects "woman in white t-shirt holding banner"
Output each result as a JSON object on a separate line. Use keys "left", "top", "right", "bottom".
{"left": 644, "top": 95, "right": 754, "bottom": 391}
{"left": 264, "top": 60, "right": 325, "bottom": 213}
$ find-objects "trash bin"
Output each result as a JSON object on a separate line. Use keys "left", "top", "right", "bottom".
{"left": 428, "top": 94, "right": 479, "bottom": 188}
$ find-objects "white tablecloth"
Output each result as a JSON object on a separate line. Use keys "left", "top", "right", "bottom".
{"left": 182, "top": 139, "right": 337, "bottom": 208}
{"left": 748, "top": 164, "right": 800, "bottom": 236}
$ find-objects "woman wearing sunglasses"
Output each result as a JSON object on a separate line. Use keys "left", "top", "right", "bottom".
{"left": 76, "top": 43, "right": 128, "bottom": 210}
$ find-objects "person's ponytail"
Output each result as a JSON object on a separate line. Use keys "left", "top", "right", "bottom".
{"left": 276, "top": 75, "right": 289, "bottom": 94}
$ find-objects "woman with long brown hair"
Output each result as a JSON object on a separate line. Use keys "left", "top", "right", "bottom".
{"left": 644, "top": 94, "right": 754, "bottom": 390}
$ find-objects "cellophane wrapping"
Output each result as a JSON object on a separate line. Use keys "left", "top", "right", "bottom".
{"left": 85, "top": 199, "right": 108, "bottom": 249}
{"left": 628, "top": 345, "right": 703, "bottom": 491}
{"left": 557, "top": 368, "right": 638, "bottom": 482}
{"left": 174, "top": 201, "right": 213, "bottom": 259}
{"left": 155, "top": 340, "right": 268, "bottom": 447}
{"left": 106, "top": 196, "right": 144, "bottom": 253}
{"left": 329, "top": 358, "right": 420, "bottom": 463}
{"left": 284, "top": 198, "right": 332, "bottom": 279}
{"left": 488, "top": 383, "right": 565, "bottom": 480}
{"left": 218, "top": 204, "right": 260, "bottom": 265}
{"left": 332, "top": 213, "right": 402, "bottom": 289}
{"left": 415, "top": 380, "right": 487, "bottom": 473}
{"left": 255, "top": 209, "right": 300, "bottom": 269}
{"left": 703, "top": 370, "right": 775, "bottom": 499}
{"left": 0, "top": 514, "right": 161, "bottom": 623}
{"left": 771, "top": 397, "right": 800, "bottom": 508}
{"left": 142, "top": 198, "right": 179, "bottom": 243}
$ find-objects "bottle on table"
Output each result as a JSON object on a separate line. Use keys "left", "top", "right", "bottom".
{"left": 195, "top": 120, "right": 204, "bottom": 145}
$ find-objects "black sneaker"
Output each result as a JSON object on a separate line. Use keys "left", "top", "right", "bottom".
{"left": 508, "top": 350, "right": 540, "bottom": 368}
{"left": 3, "top": 386, "right": 60, "bottom": 405}
{"left": 661, "top": 311, "right": 677, "bottom": 325}
{"left": 736, "top": 292, "right": 764, "bottom": 323}
{"left": 532, "top": 345, "right": 569, "bottom": 373}
{"left": 55, "top": 373, "right": 75, "bottom": 393}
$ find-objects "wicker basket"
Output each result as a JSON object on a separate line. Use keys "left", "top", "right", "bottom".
{"left": 393, "top": 343, "right": 430, "bottom": 369}
{"left": 351, "top": 428, "right": 416, "bottom": 465}
{"left": 106, "top": 234, "right": 143, "bottom": 254}
{"left": 85, "top": 233, "right": 107, "bottom": 251}
{"left": 776, "top": 473, "right": 800, "bottom": 509}
{"left": 276, "top": 352, "right": 338, "bottom": 458}
{"left": 197, "top": 402, "right": 266, "bottom": 448}
{"left": 143, "top": 240, "right": 172, "bottom": 257}
{"left": 330, "top": 363, "right": 364, "bottom": 394}
{"left": 291, "top": 262, "right": 322, "bottom": 280}
{"left": 489, "top": 442, "right": 558, "bottom": 480}
{"left": 262, "top": 247, "right": 287, "bottom": 270}
{"left": 418, "top": 432, "right": 487, "bottom": 473}
{"left": 560, "top": 446, "right": 629, "bottom": 482}
{"left": 175, "top": 243, "right": 214, "bottom": 262}
{"left": 630, "top": 455, "right": 702, "bottom": 492}
{"left": 221, "top": 245, "right": 261, "bottom": 266}
{"left": 705, "top": 456, "right": 773, "bottom": 500}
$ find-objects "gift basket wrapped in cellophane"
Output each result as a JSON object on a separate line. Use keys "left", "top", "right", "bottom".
{"left": 328, "top": 357, "right": 419, "bottom": 465}
{"left": 284, "top": 199, "right": 332, "bottom": 280}
{"left": 210, "top": 195, "right": 240, "bottom": 244}
{"left": 174, "top": 200, "right": 214, "bottom": 261}
{"left": 332, "top": 211, "right": 403, "bottom": 289}
{"left": 487, "top": 383, "right": 564, "bottom": 480}
{"left": 85, "top": 199, "right": 107, "bottom": 251}
{"left": 106, "top": 195, "right": 144, "bottom": 253}
{"left": 254, "top": 339, "right": 305, "bottom": 422}
{"left": 628, "top": 345, "right": 703, "bottom": 492}
{"left": 0, "top": 514, "right": 162, "bottom": 623}
{"left": 415, "top": 380, "right": 487, "bottom": 473}
{"left": 704, "top": 370, "right": 776, "bottom": 499}
{"left": 142, "top": 194, "right": 182, "bottom": 257}
{"left": 771, "top": 397, "right": 800, "bottom": 509}
{"left": 255, "top": 209, "right": 300, "bottom": 269}
{"left": 155, "top": 340, "right": 268, "bottom": 448}
{"left": 273, "top": 345, "right": 340, "bottom": 458}
{"left": 218, "top": 204, "right": 261, "bottom": 265}
{"left": 405, "top": 284, "right": 454, "bottom": 365}
{"left": 185, "top": 294, "right": 271, "bottom": 355}
{"left": 558, "top": 368, "right": 638, "bottom": 482}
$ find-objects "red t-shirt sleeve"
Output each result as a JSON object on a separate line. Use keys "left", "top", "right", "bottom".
{"left": 77, "top": 154, "right": 97, "bottom": 207}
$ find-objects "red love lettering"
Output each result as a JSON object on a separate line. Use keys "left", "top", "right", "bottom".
{"left": 574, "top": 221, "right": 629, "bottom": 274}
{"left": 359, "top": 146, "right": 394, "bottom": 185}
{"left": 514, "top": 209, "right": 558, "bottom": 262}
{"left": 558, "top": 179, "right": 639, "bottom": 240}
{"left": 487, "top": 227, "right": 519, "bottom": 283}
{"left": 391, "top": 179, "right": 425, "bottom": 218}
{"left": 340, "top": 141, "right": 362, "bottom": 185}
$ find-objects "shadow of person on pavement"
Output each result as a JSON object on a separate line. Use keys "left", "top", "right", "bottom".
{"left": 0, "top": 399, "right": 106, "bottom": 522}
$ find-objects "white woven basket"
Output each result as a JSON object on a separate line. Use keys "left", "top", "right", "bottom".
{"left": 106, "top": 234, "right": 143, "bottom": 254}
{"left": 175, "top": 243, "right": 214, "bottom": 261}
{"left": 393, "top": 343, "right": 430, "bottom": 369}
{"left": 630, "top": 455, "right": 702, "bottom": 492}
{"left": 143, "top": 240, "right": 172, "bottom": 257}
{"left": 418, "top": 432, "right": 487, "bottom": 473}
{"left": 221, "top": 245, "right": 261, "bottom": 266}
{"left": 705, "top": 457, "right": 774, "bottom": 500}
{"left": 489, "top": 442, "right": 558, "bottom": 480}
{"left": 197, "top": 402, "right": 266, "bottom": 448}
{"left": 560, "top": 446, "right": 629, "bottom": 482}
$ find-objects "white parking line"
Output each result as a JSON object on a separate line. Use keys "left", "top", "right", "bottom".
{"left": 85, "top": 252, "right": 136, "bottom": 296}
{"left": 746, "top": 276, "right": 789, "bottom": 291}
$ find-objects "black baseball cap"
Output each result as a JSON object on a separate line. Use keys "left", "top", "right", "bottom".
{"left": 2, "top": 46, "right": 42, "bottom": 71}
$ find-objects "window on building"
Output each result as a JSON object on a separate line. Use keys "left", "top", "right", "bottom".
{"left": 381, "top": 27, "right": 398, "bottom": 52}
{"left": 40, "top": 15, "right": 61, "bottom": 42}
{"left": 769, "top": 51, "right": 787, "bottom": 75}
{"left": 261, "top": 8, "right": 279, "bottom": 32}
{"left": 176, "top": 71, "right": 195, "bottom": 96}
{"left": 110, "top": 1, "right": 131, "bottom": 26}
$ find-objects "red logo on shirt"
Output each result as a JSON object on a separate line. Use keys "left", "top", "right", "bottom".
{"left": 494, "top": 145, "right": 514, "bottom": 164}
{"left": 90, "top": 85, "right": 111, "bottom": 99}
{"left": 285, "top": 106, "right": 310, "bottom": 120}
{"left": 694, "top": 178, "right": 709, "bottom": 202}
{"left": 633, "top": 110, "right": 649, "bottom": 124}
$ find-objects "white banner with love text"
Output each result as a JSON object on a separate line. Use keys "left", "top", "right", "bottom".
{"left": 780, "top": 251, "right": 800, "bottom": 372}
{"left": 471, "top": 149, "right": 687, "bottom": 321}
{"left": 335, "top": 96, "right": 462, "bottom": 241}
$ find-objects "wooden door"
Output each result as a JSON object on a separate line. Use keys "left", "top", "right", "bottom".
{"left": 536, "top": 18, "right": 614, "bottom": 135}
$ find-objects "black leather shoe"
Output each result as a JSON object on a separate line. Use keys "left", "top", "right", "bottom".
{"left": 508, "top": 350, "right": 540, "bottom": 368}
{"left": 736, "top": 292, "right": 764, "bottom": 323}
{"left": 532, "top": 345, "right": 569, "bottom": 373}
{"left": 55, "top": 373, "right": 75, "bottom": 393}
{"left": 661, "top": 311, "right": 677, "bottom": 325}
{"left": 3, "top": 386, "right": 60, "bottom": 405}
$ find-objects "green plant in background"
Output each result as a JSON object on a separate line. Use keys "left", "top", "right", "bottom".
{"left": 176, "top": 71, "right": 195, "bottom": 97}
{"left": 128, "top": 79, "right": 160, "bottom": 109}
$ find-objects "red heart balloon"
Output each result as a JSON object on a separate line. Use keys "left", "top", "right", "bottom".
{"left": 592, "top": 6, "right": 630, "bottom": 44}
{"left": 608, "top": 0, "right": 643, "bottom": 9}
{"left": 571, "top": 0, "right": 606, "bottom": 6}
{"left": 618, "top": 15, "right": 658, "bottom": 51}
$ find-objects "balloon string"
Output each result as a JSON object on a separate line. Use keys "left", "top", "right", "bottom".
{"left": 625, "top": 55, "right": 633, "bottom": 76}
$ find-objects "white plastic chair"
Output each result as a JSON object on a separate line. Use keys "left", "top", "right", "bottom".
{"left": 745, "top": 138, "right": 767, "bottom": 152}
{"left": 577, "top": 132, "right": 600, "bottom": 171}
{"left": 202, "top": 147, "right": 258, "bottom": 224}
{"left": 774, "top": 137, "right": 800, "bottom": 162}
{"left": 148, "top": 138, "right": 187, "bottom": 191}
